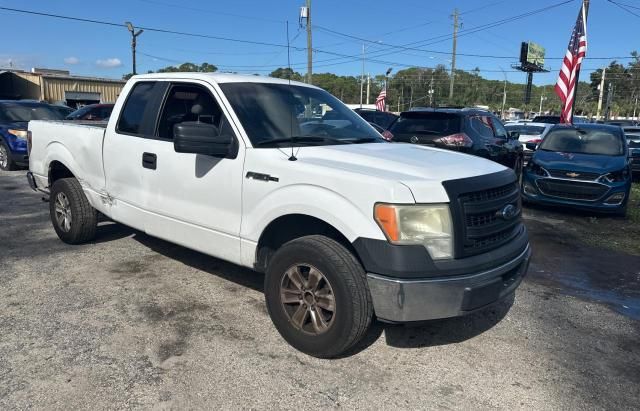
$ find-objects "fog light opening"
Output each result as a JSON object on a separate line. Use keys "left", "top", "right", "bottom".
{"left": 523, "top": 182, "right": 538, "bottom": 196}
{"left": 604, "top": 192, "right": 625, "bottom": 205}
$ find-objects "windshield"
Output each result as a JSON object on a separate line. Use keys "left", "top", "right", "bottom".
{"left": 219, "top": 82, "right": 383, "bottom": 146}
{"left": 539, "top": 128, "right": 625, "bottom": 156}
{"left": 0, "top": 103, "right": 67, "bottom": 122}
{"left": 505, "top": 125, "right": 546, "bottom": 135}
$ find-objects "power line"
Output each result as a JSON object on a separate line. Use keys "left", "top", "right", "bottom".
{"left": 0, "top": 6, "right": 293, "bottom": 49}
{"left": 607, "top": 0, "right": 640, "bottom": 17}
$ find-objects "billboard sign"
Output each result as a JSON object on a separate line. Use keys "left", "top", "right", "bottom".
{"left": 520, "top": 42, "right": 545, "bottom": 69}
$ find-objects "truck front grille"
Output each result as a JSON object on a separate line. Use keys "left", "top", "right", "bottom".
{"left": 443, "top": 170, "right": 524, "bottom": 259}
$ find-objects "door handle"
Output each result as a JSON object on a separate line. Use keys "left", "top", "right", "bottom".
{"left": 142, "top": 152, "right": 157, "bottom": 170}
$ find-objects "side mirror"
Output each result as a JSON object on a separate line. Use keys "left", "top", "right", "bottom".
{"left": 508, "top": 131, "right": 520, "bottom": 140}
{"left": 525, "top": 142, "right": 538, "bottom": 151}
{"left": 174, "top": 122, "right": 234, "bottom": 157}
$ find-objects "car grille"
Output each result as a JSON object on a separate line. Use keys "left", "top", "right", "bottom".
{"left": 547, "top": 169, "right": 601, "bottom": 181}
{"left": 457, "top": 182, "right": 522, "bottom": 257}
{"left": 536, "top": 179, "right": 609, "bottom": 201}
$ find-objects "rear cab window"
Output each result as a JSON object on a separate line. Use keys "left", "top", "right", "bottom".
{"left": 390, "top": 112, "right": 462, "bottom": 136}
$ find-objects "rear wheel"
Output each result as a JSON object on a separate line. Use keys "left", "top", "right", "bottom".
{"left": 49, "top": 178, "right": 97, "bottom": 244}
{"left": 0, "top": 141, "right": 17, "bottom": 171}
{"left": 264, "top": 235, "right": 373, "bottom": 358}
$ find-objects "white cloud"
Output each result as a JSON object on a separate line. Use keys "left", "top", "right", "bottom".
{"left": 64, "top": 56, "right": 80, "bottom": 65}
{"left": 96, "top": 58, "right": 122, "bottom": 68}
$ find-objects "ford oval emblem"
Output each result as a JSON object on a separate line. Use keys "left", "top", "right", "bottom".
{"left": 498, "top": 204, "right": 518, "bottom": 220}
{"left": 410, "top": 135, "right": 419, "bottom": 143}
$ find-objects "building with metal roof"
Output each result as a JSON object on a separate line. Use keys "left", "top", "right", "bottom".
{"left": 0, "top": 68, "right": 125, "bottom": 108}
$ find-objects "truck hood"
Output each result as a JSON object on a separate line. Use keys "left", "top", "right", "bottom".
{"left": 294, "top": 143, "right": 507, "bottom": 202}
{"left": 1, "top": 121, "right": 28, "bottom": 130}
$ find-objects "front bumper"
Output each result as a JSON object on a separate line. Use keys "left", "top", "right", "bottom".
{"left": 522, "top": 171, "right": 630, "bottom": 212}
{"left": 366, "top": 244, "right": 531, "bottom": 322}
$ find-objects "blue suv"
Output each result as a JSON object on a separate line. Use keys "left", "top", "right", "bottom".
{"left": 522, "top": 124, "right": 632, "bottom": 215}
{"left": 0, "top": 101, "right": 67, "bottom": 170}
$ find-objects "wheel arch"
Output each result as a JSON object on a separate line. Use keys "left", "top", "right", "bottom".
{"left": 254, "top": 213, "right": 360, "bottom": 273}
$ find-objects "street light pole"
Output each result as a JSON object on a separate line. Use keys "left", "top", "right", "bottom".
{"left": 360, "top": 43, "right": 365, "bottom": 108}
{"left": 126, "top": 21, "right": 144, "bottom": 76}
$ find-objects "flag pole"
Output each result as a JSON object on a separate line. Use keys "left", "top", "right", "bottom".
{"left": 570, "top": 0, "right": 589, "bottom": 123}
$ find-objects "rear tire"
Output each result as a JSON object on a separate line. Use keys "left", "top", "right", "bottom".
{"left": 264, "top": 235, "right": 373, "bottom": 358}
{"left": 0, "top": 141, "right": 17, "bottom": 171}
{"left": 49, "top": 178, "right": 97, "bottom": 244}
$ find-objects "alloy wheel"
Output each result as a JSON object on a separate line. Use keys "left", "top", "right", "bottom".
{"left": 0, "top": 145, "right": 7, "bottom": 169}
{"left": 280, "top": 264, "right": 336, "bottom": 335}
{"left": 54, "top": 192, "right": 72, "bottom": 232}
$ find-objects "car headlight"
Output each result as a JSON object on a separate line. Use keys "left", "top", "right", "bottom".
{"left": 374, "top": 203, "right": 453, "bottom": 259}
{"left": 526, "top": 160, "right": 549, "bottom": 177}
{"left": 601, "top": 168, "right": 629, "bottom": 183}
{"left": 8, "top": 129, "right": 28, "bottom": 140}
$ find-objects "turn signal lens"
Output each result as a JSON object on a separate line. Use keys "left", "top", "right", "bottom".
{"left": 382, "top": 130, "right": 394, "bottom": 141}
{"left": 374, "top": 204, "right": 399, "bottom": 242}
{"left": 8, "top": 129, "right": 28, "bottom": 140}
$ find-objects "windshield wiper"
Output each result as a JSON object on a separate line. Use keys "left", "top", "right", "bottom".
{"left": 345, "top": 137, "right": 382, "bottom": 144}
{"left": 253, "top": 136, "right": 350, "bottom": 147}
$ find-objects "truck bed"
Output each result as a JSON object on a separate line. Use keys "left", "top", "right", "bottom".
{"left": 28, "top": 120, "right": 108, "bottom": 200}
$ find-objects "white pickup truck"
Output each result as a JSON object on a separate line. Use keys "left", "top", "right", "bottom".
{"left": 27, "top": 73, "right": 530, "bottom": 358}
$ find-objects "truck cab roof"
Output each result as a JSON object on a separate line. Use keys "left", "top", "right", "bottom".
{"left": 131, "top": 72, "right": 317, "bottom": 88}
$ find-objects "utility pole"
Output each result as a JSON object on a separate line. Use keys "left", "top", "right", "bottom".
{"left": 604, "top": 82, "right": 614, "bottom": 120}
{"left": 360, "top": 44, "right": 365, "bottom": 108}
{"left": 366, "top": 74, "right": 371, "bottom": 105}
{"left": 596, "top": 67, "right": 606, "bottom": 120}
{"left": 449, "top": 8, "right": 459, "bottom": 101}
{"left": 125, "top": 22, "right": 144, "bottom": 75}
{"left": 305, "top": 0, "right": 313, "bottom": 84}
{"left": 428, "top": 74, "right": 435, "bottom": 107}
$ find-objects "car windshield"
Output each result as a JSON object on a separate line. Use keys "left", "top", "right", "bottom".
{"left": 0, "top": 103, "right": 67, "bottom": 122}
{"left": 505, "top": 125, "right": 546, "bottom": 135}
{"left": 219, "top": 82, "right": 383, "bottom": 146}
{"left": 390, "top": 112, "right": 461, "bottom": 136}
{"left": 539, "top": 128, "right": 625, "bottom": 156}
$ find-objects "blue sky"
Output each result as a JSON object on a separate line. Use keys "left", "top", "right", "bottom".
{"left": 0, "top": 0, "right": 636, "bottom": 85}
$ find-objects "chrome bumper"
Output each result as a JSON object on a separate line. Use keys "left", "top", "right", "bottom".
{"left": 367, "top": 245, "right": 531, "bottom": 322}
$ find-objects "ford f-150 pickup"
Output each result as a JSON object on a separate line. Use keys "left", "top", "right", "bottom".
{"left": 27, "top": 73, "right": 530, "bottom": 358}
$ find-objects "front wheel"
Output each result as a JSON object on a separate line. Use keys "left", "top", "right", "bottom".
{"left": 0, "top": 141, "right": 17, "bottom": 171}
{"left": 49, "top": 178, "right": 97, "bottom": 244}
{"left": 264, "top": 235, "right": 373, "bottom": 358}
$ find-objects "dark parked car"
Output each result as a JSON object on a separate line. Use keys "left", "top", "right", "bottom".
{"left": 624, "top": 128, "right": 640, "bottom": 179}
{"left": 0, "top": 100, "right": 66, "bottom": 170}
{"left": 52, "top": 105, "right": 75, "bottom": 118}
{"left": 522, "top": 124, "right": 632, "bottom": 215}
{"left": 385, "top": 108, "right": 523, "bottom": 173}
{"left": 353, "top": 108, "right": 398, "bottom": 130}
{"left": 606, "top": 119, "right": 637, "bottom": 127}
{"left": 531, "top": 115, "right": 561, "bottom": 124}
{"left": 66, "top": 103, "right": 114, "bottom": 121}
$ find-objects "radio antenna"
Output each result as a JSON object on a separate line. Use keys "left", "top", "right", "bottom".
{"left": 286, "top": 20, "right": 297, "bottom": 161}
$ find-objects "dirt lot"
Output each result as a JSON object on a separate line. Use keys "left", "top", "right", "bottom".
{"left": 1, "top": 169, "right": 639, "bottom": 409}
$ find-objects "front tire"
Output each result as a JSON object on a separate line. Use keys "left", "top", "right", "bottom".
{"left": 49, "top": 178, "right": 97, "bottom": 244}
{"left": 0, "top": 141, "right": 17, "bottom": 171}
{"left": 264, "top": 235, "right": 373, "bottom": 358}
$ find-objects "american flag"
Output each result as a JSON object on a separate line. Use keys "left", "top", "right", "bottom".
{"left": 554, "top": 1, "right": 588, "bottom": 123}
{"left": 376, "top": 88, "right": 386, "bottom": 111}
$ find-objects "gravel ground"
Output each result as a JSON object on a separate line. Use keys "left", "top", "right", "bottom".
{"left": 1, "top": 169, "right": 639, "bottom": 410}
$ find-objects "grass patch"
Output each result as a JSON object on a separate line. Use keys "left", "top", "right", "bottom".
{"left": 574, "top": 182, "right": 640, "bottom": 255}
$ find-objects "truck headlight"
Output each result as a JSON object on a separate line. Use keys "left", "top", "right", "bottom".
{"left": 8, "top": 129, "right": 28, "bottom": 140}
{"left": 374, "top": 203, "right": 453, "bottom": 259}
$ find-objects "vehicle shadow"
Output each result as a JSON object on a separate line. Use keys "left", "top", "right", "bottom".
{"left": 96, "top": 221, "right": 514, "bottom": 356}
